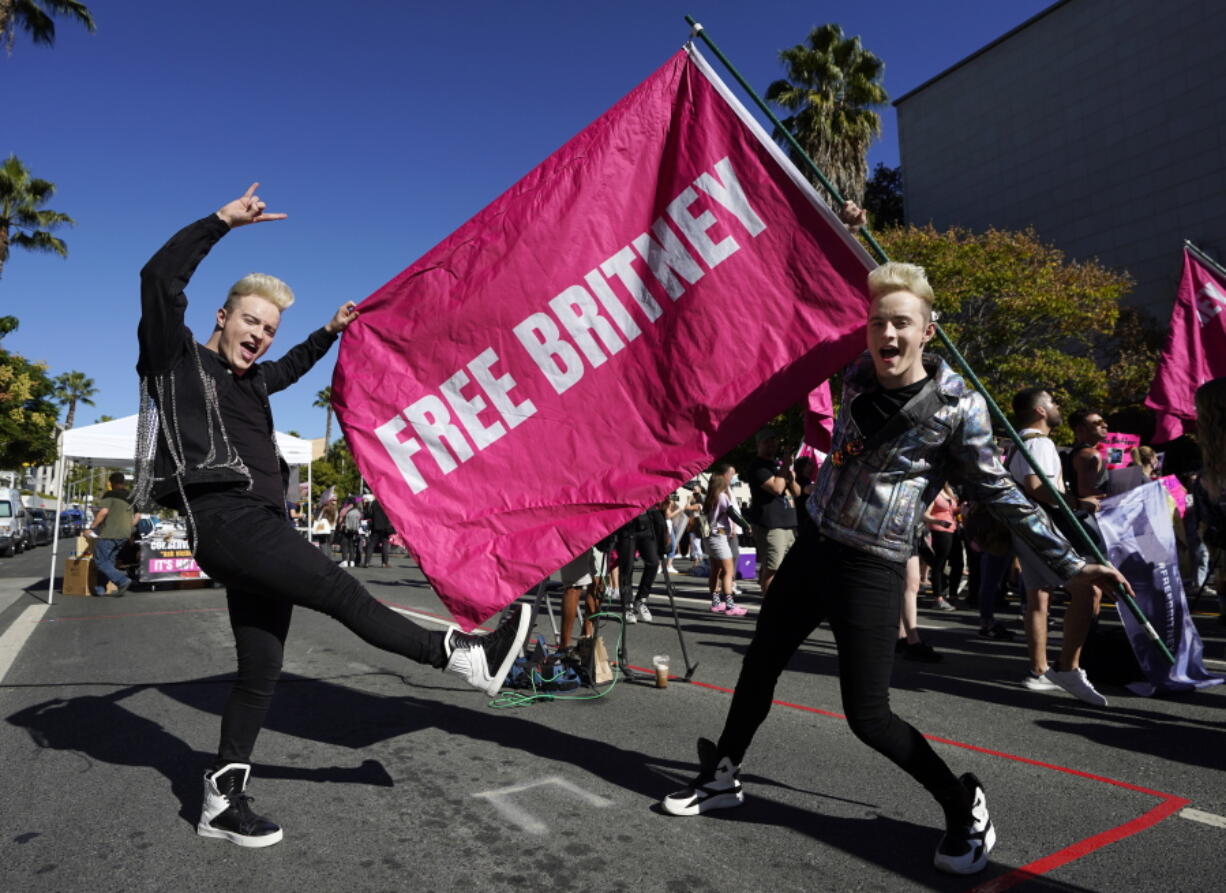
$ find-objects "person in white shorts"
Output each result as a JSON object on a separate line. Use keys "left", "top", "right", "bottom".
{"left": 1007, "top": 387, "right": 1108, "bottom": 706}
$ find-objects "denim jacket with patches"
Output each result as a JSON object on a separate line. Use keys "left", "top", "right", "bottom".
{"left": 807, "top": 352, "right": 1085, "bottom": 580}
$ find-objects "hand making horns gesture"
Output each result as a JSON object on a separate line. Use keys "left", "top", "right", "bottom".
{"left": 216, "top": 182, "right": 288, "bottom": 228}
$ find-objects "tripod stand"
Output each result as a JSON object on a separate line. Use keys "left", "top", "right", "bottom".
{"left": 613, "top": 530, "right": 699, "bottom": 683}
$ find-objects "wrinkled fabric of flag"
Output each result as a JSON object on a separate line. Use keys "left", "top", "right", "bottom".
{"left": 1146, "top": 249, "right": 1226, "bottom": 441}
{"left": 333, "top": 46, "right": 875, "bottom": 628}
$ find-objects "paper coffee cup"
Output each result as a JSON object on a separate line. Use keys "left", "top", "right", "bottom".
{"left": 652, "top": 654, "right": 670, "bottom": 688}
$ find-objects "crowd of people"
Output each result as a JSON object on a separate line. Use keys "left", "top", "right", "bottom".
{"left": 307, "top": 491, "right": 398, "bottom": 569}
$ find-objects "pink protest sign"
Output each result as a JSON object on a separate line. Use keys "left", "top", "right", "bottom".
{"left": 1099, "top": 432, "right": 1140, "bottom": 470}
{"left": 333, "top": 47, "right": 874, "bottom": 628}
{"left": 1159, "top": 475, "right": 1188, "bottom": 517}
{"left": 1146, "top": 248, "right": 1226, "bottom": 440}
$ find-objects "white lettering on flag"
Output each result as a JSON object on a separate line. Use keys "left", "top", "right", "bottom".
{"left": 632, "top": 219, "right": 705, "bottom": 300}
{"left": 1196, "top": 281, "right": 1225, "bottom": 325}
{"left": 374, "top": 154, "right": 772, "bottom": 491}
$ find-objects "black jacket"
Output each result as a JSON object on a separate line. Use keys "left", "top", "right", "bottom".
{"left": 134, "top": 215, "right": 337, "bottom": 508}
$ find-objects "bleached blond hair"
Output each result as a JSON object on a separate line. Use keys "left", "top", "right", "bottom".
{"left": 225, "top": 273, "right": 295, "bottom": 311}
{"left": 867, "top": 262, "right": 934, "bottom": 319}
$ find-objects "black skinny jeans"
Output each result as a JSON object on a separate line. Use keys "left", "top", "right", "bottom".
{"left": 364, "top": 530, "right": 391, "bottom": 567}
{"left": 616, "top": 529, "right": 660, "bottom": 604}
{"left": 191, "top": 500, "right": 447, "bottom": 765}
{"left": 928, "top": 529, "right": 964, "bottom": 600}
{"left": 717, "top": 532, "right": 967, "bottom": 815}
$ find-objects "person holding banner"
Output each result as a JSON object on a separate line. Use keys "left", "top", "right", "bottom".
{"left": 662, "top": 259, "right": 1131, "bottom": 876}
{"left": 133, "top": 185, "right": 532, "bottom": 849}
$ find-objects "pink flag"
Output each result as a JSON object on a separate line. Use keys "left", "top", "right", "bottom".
{"left": 1145, "top": 248, "right": 1226, "bottom": 441}
{"left": 332, "top": 47, "right": 874, "bottom": 628}
{"left": 803, "top": 380, "right": 835, "bottom": 453}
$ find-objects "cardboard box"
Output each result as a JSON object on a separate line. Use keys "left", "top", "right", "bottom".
{"left": 63, "top": 556, "right": 97, "bottom": 597}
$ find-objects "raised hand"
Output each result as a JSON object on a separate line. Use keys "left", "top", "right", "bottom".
{"left": 839, "top": 200, "right": 868, "bottom": 233}
{"left": 216, "top": 183, "right": 288, "bottom": 228}
{"left": 325, "top": 300, "right": 360, "bottom": 334}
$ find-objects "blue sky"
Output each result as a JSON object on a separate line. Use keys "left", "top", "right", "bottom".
{"left": 2, "top": 0, "right": 1052, "bottom": 438}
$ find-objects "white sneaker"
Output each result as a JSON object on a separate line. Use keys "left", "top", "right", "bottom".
{"left": 1045, "top": 667, "right": 1108, "bottom": 707}
{"left": 934, "top": 773, "right": 995, "bottom": 874}
{"left": 444, "top": 604, "right": 532, "bottom": 696}
{"left": 635, "top": 601, "right": 653, "bottom": 623}
{"left": 624, "top": 606, "right": 638, "bottom": 624}
{"left": 1022, "top": 670, "right": 1059, "bottom": 692}
{"left": 661, "top": 738, "right": 743, "bottom": 816}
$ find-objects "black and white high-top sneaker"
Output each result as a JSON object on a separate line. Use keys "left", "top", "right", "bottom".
{"left": 660, "top": 737, "right": 744, "bottom": 816}
{"left": 933, "top": 772, "right": 995, "bottom": 874}
{"left": 444, "top": 603, "right": 532, "bottom": 696}
{"left": 197, "top": 763, "right": 283, "bottom": 848}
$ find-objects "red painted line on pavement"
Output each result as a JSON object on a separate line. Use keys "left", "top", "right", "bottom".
{"left": 964, "top": 795, "right": 1190, "bottom": 893}
{"left": 667, "top": 670, "right": 1190, "bottom": 890}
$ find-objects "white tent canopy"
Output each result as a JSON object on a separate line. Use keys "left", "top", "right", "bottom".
{"left": 60, "top": 414, "right": 314, "bottom": 466}
{"left": 47, "top": 414, "right": 316, "bottom": 604}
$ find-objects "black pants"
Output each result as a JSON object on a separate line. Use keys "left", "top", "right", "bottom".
{"left": 339, "top": 530, "right": 362, "bottom": 565}
{"left": 364, "top": 530, "right": 391, "bottom": 567}
{"left": 717, "top": 533, "right": 966, "bottom": 814}
{"left": 929, "top": 529, "right": 964, "bottom": 600}
{"left": 616, "top": 529, "right": 660, "bottom": 604}
{"left": 191, "top": 501, "right": 447, "bottom": 765}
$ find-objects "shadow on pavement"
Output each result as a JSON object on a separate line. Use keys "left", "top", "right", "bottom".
{"left": 5, "top": 677, "right": 396, "bottom": 829}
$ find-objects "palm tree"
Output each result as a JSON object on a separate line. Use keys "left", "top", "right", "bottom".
{"left": 0, "top": 1, "right": 95, "bottom": 52}
{"left": 53, "top": 370, "right": 96, "bottom": 429}
{"left": 765, "top": 24, "right": 888, "bottom": 208}
{"left": 314, "top": 386, "right": 334, "bottom": 448}
{"left": 0, "top": 155, "right": 74, "bottom": 279}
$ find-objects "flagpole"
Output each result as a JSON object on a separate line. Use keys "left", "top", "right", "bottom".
{"left": 684, "top": 15, "right": 1175, "bottom": 664}
{"left": 1185, "top": 240, "right": 1226, "bottom": 280}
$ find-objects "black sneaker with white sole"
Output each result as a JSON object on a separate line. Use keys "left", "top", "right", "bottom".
{"left": 933, "top": 772, "right": 995, "bottom": 875}
{"left": 445, "top": 602, "right": 532, "bottom": 696}
{"left": 197, "top": 763, "right": 283, "bottom": 848}
{"left": 661, "top": 737, "right": 744, "bottom": 816}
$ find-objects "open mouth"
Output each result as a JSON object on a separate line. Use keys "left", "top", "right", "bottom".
{"left": 878, "top": 346, "right": 901, "bottom": 362}
{"left": 239, "top": 341, "right": 258, "bottom": 364}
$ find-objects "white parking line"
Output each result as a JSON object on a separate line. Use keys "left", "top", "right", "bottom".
{"left": 0, "top": 603, "right": 50, "bottom": 685}
{"left": 1181, "top": 808, "right": 1226, "bottom": 829}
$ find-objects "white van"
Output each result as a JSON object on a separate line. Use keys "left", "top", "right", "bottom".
{"left": 0, "top": 487, "right": 29, "bottom": 557}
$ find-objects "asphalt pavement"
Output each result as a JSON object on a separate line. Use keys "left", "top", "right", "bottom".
{"left": 1, "top": 542, "right": 1224, "bottom": 893}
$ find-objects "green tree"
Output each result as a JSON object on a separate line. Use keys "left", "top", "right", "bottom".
{"left": 875, "top": 224, "right": 1134, "bottom": 441}
{"left": 52, "top": 369, "right": 96, "bottom": 429}
{"left": 0, "top": 155, "right": 74, "bottom": 279}
{"left": 0, "top": 0, "right": 95, "bottom": 51}
{"left": 863, "top": 163, "right": 903, "bottom": 228}
{"left": 310, "top": 439, "right": 360, "bottom": 504}
{"left": 313, "top": 386, "right": 333, "bottom": 448}
{"left": 0, "top": 336, "right": 58, "bottom": 467}
{"left": 1101, "top": 307, "right": 1164, "bottom": 410}
{"left": 766, "top": 23, "right": 888, "bottom": 206}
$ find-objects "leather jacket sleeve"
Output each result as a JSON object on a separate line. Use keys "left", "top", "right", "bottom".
{"left": 948, "top": 390, "right": 1086, "bottom": 581}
